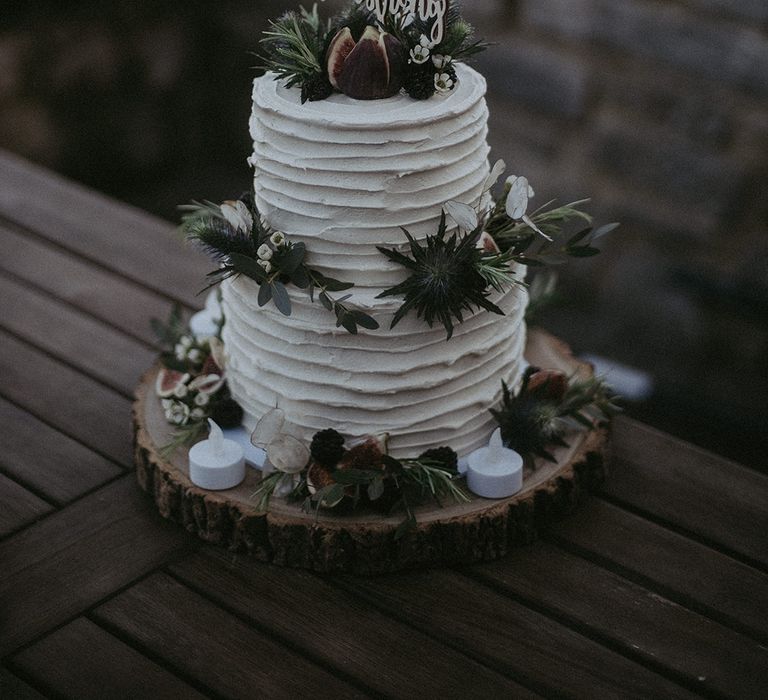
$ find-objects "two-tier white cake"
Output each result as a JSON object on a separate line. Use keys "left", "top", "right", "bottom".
{"left": 221, "top": 63, "right": 528, "bottom": 457}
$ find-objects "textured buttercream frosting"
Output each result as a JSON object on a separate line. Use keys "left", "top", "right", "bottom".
{"left": 223, "top": 64, "right": 528, "bottom": 456}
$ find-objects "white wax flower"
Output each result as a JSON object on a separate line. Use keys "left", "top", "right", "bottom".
{"left": 257, "top": 259, "right": 272, "bottom": 274}
{"left": 257, "top": 243, "right": 273, "bottom": 260}
{"left": 167, "top": 401, "right": 190, "bottom": 426}
{"left": 191, "top": 407, "right": 206, "bottom": 420}
{"left": 187, "top": 349, "right": 203, "bottom": 363}
{"left": 432, "top": 54, "right": 451, "bottom": 69}
{"left": 269, "top": 231, "right": 286, "bottom": 246}
{"left": 194, "top": 392, "right": 210, "bottom": 407}
{"left": 434, "top": 72, "right": 454, "bottom": 93}
{"left": 410, "top": 35, "right": 431, "bottom": 64}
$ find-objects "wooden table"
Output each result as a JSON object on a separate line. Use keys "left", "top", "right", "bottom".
{"left": 1, "top": 149, "right": 766, "bottom": 699}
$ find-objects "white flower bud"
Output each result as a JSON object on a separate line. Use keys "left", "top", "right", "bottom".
{"left": 257, "top": 243, "right": 273, "bottom": 260}
{"left": 173, "top": 383, "right": 188, "bottom": 399}
{"left": 191, "top": 408, "right": 206, "bottom": 420}
{"left": 257, "top": 259, "right": 273, "bottom": 274}
{"left": 194, "top": 392, "right": 210, "bottom": 407}
{"left": 270, "top": 231, "right": 286, "bottom": 246}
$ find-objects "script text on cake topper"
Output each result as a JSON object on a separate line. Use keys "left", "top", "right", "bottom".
{"left": 356, "top": 0, "right": 447, "bottom": 45}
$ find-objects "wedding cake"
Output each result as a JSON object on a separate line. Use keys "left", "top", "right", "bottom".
{"left": 220, "top": 61, "right": 528, "bottom": 457}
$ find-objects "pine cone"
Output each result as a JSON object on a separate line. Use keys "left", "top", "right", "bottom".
{"left": 301, "top": 73, "right": 334, "bottom": 103}
{"left": 310, "top": 428, "right": 345, "bottom": 468}
{"left": 418, "top": 446, "right": 458, "bottom": 471}
{"left": 404, "top": 64, "right": 436, "bottom": 100}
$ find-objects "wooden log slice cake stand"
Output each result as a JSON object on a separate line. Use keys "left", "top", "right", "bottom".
{"left": 133, "top": 329, "right": 609, "bottom": 574}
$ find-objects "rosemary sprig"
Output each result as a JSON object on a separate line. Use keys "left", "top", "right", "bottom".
{"left": 259, "top": 6, "right": 333, "bottom": 101}
{"left": 159, "top": 421, "right": 206, "bottom": 461}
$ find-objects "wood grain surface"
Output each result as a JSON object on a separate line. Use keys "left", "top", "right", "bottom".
{"left": 2, "top": 149, "right": 766, "bottom": 698}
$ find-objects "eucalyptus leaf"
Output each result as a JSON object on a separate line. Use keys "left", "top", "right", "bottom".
{"left": 567, "top": 246, "right": 601, "bottom": 258}
{"left": 291, "top": 265, "right": 310, "bottom": 289}
{"left": 315, "top": 483, "right": 345, "bottom": 508}
{"left": 331, "top": 468, "right": 380, "bottom": 485}
{"left": 337, "top": 310, "right": 358, "bottom": 334}
{"left": 351, "top": 311, "right": 380, "bottom": 330}
{"left": 258, "top": 281, "right": 272, "bottom": 307}
{"left": 567, "top": 227, "right": 594, "bottom": 246}
{"left": 271, "top": 281, "right": 292, "bottom": 316}
{"left": 319, "top": 276, "right": 354, "bottom": 292}
{"left": 279, "top": 242, "right": 306, "bottom": 274}
{"left": 319, "top": 292, "right": 333, "bottom": 311}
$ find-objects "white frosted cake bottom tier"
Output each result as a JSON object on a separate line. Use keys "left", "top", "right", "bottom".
{"left": 221, "top": 275, "right": 528, "bottom": 457}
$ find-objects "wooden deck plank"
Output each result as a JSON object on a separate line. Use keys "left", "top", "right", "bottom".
{"left": 552, "top": 498, "right": 768, "bottom": 641}
{"left": 10, "top": 617, "right": 206, "bottom": 700}
{"left": 0, "top": 150, "right": 208, "bottom": 305}
{"left": 0, "top": 330, "right": 132, "bottom": 466}
{"left": 0, "top": 397, "right": 122, "bottom": 506}
{"left": 604, "top": 418, "right": 768, "bottom": 568}
{"left": 0, "top": 475, "right": 192, "bottom": 658}
{"left": 0, "top": 222, "right": 190, "bottom": 346}
{"left": 0, "top": 668, "right": 46, "bottom": 699}
{"left": 92, "top": 573, "right": 374, "bottom": 700}
{"left": 169, "top": 548, "right": 540, "bottom": 699}
{"left": 333, "top": 566, "right": 697, "bottom": 699}
{"left": 0, "top": 473, "right": 52, "bottom": 539}
{"left": 473, "top": 542, "right": 768, "bottom": 698}
{"left": 0, "top": 273, "right": 156, "bottom": 396}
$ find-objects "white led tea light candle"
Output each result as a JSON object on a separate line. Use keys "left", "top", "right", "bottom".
{"left": 464, "top": 428, "right": 523, "bottom": 499}
{"left": 189, "top": 419, "right": 245, "bottom": 490}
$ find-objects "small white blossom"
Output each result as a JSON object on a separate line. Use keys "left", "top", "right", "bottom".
{"left": 187, "top": 348, "right": 204, "bottom": 364}
{"left": 410, "top": 34, "right": 431, "bottom": 64}
{"left": 194, "top": 392, "right": 210, "bottom": 407}
{"left": 432, "top": 54, "right": 451, "bottom": 69}
{"left": 257, "top": 243, "right": 273, "bottom": 260}
{"left": 434, "top": 72, "right": 454, "bottom": 93}
{"left": 191, "top": 408, "right": 206, "bottom": 420}
{"left": 257, "top": 259, "right": 273, "bottom": 274}
{"left": 161, "top": 398, "right": 174, "bottom": 410}
{"left": 166, "top": 401, "right": 190, "bottom": 426}
{"left": 179, "top": 335, "right": 193, "bottom": 349}
{"left": 269, "top": 231, "right": 286, "bottom": 247}
{"left": 173, "top": 382, "right": 189, "bottom": 399}
{"left": 174, "top": 344, "right": 186, "bottom": 361}
{"left": 220, "top": 199, "right": 253, "bottom": 234}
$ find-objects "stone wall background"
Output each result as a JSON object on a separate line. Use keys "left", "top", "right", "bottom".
{"left": 2, "top": 0, "right": 766, "bottom": 467}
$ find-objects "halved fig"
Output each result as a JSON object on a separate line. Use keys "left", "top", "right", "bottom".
{"left": 336, "top": 26, "right": 406, "bottom": 100}
{"left": 326, "top": 27, "right": 356, "bottom": 90}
